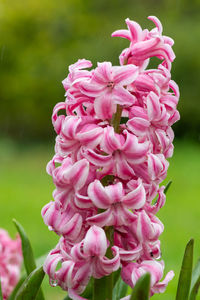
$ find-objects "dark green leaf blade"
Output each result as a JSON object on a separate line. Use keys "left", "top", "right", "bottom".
{"left": 164, "top": 180, "right": 172, "bottom": 195}
{"left": 15, "top": 266, "right": 45, "bottom": 300}
{"left": 113, "top": 277, "right": 128, "bottom": 300}
{"left": 130, "top": 273, "right": 151, "bottom": 300}
{"left": 8, "top": 276, "right": 26, "bottom": 300}
{"left": 176, "top": 239, "right": 194, "bottom": 300}
{"left": 13, "top": 219, "right": 36, "bottom": 275}
{"left": 13, "top": 219, "right": 45, "bottom": 300}
{"left": 189, "top": 258, "right": 200, "bottom": 300}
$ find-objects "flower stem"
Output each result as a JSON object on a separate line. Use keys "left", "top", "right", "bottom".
{"left": 111, "top": 104, "right": 122, "bottom": 133}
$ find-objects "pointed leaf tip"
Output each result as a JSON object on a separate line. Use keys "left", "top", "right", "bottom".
{"left": 13, "top": 219, "right": 36, "bottom": 275}
{"left": 12, "top": 219, "right": 45, "bottom": 300}
{"left": 164, "top": 180, "right": 172, "bottom": 195}
{"left": 176, "top": 239, "right": 194, "bottom": 300}
{"left": 130, "top": 273, "right": 151, "bottom": 300}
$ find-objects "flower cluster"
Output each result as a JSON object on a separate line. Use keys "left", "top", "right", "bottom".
{"left": 42, "top": 16, "right": 179, "bottom": 299}
{"left": 0, "top": 229, "right": 22, "bottom": 300}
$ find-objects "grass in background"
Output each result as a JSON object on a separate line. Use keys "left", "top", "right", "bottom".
{"left": 0, "top": 139, "right": 200, "bottom": 299}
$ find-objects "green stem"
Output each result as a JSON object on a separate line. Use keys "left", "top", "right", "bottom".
{"left": 93, "top": 277, "right": 107, "bottom": 300}
{"left": 106, "top": 273, "right": 113, "bottom": 300}
{"left": 111, "top": 104, "right": 122, "bottom": 133}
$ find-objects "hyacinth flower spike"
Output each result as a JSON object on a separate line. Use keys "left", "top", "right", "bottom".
{"left": 42, "top": 15, "right": 180, "bottom": 300}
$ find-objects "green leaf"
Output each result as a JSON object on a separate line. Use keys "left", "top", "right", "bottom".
{"left": 113, "top": 269, "right": 121, "bottom": 286}
{"left": 13, "top": 219, "right": 36, "bottom": 275}
{"left": 8, "top": 276, "right": 26, "bottom": 300}
{"left": 13, "top": 219, "right": 45, "bottom": 300}
{"left": 130, "top": 273, "right": 151, "bottom": 300}
{"left": 0, "top": 279, "right": 3, "bottom": 300}
{"left": 113, "top": 277, "right": 128, "bottom": 300}
{"left": 93, "top": 277, "right": 107, "bottom": 300}
{"left": 164, "top": 180, "right": 172, "bottom": 195}
{"left": 15, "top": 266, "right": 45, "bottom": 300}
{"left": 176, "top": 239, "right": 194, "bottom": 300}
{"left": 189, "top": 258, "right": 200, "bottom": 300}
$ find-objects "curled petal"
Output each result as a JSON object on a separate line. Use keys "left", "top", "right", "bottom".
{"left": 127, "top": 117, "right": 150, "bottom": 137}
{"left": 88, "top": 180, "right": 111, "bottom": 209}
{"left": 148, "top": 16, "right": 163, "bottom": 34}
{"left": 43, "top": 252, "right": 63, "bottom": 279}
{"left": 100, "top": 126, "right": 122, "bottom": 153}
{"left": 125, "top": 18, "right": 143, "bottom": 42}
{"left": 52, "top": 102, "right": 67, "bottom": 134}
{"left": 119, "top": 243, "right": 142, "bottom": 261}
{"left": 82, "top": 148, "right": 112, "bottom": 166}
{"left": 105, "top": 182, "right": 124, "bottom": 204}
{"left": 136, "top": 210, "right": 164, "bottom": 242}
{"left": 87, "top": 208, "right": 113, "bottom": 227}
{"left": 98, "top": 246, "right": 120, "bottom": 274}
{"left": 148, "top": 153, "right": 169, "bottom": 182}
{"left": 122, "top": 130, "right": 149, "bottom": 164}
{"left": 123, "top": 180, "right": 146, "bottom": 209}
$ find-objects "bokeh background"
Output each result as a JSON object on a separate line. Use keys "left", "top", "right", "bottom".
{"left": 0, "top": 0, "right": 200, "bottom": 299}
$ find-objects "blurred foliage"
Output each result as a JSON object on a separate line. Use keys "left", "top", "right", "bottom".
{"left": 0, "top": 0, "right": 200, "bottom": 141}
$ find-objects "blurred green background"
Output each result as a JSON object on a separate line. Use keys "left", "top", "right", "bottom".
{"left": 0, "top": 0, "right": 200, "bottom": 299}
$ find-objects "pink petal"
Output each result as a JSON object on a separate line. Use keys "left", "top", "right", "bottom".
{"left": 94, "top": 93, "right": 116, "bottom": 119}
{"left": 67, "top": 159, "right": 89, "bottom": 190}
{"left": 123, "top": 181, "right": 146, "bottom": 209}
{"left": 125, "top": 18, "right": 143, "bottom": 42}
{"left": 131, "top": 37, "right": 161, "bottom": 59}
{"left": 100, "top": 126, "right": 122, "bottom": 154}
{"left": 87, "top": 208, "right": 113, "bottom": 227}
{"left": 113, "top": 86, "right": 136, "bottom": 106}
{"left": 113, "top": 65, "right": 138, "bottom": 85}
{"left": 104, "top": 182, "right": 124, "bottom": 204}
{"left": 146, "top": 92, "right": 162, "bottom": 122}
{"left": 82, "top": 148, "right": 112, "bottom": 166}
{"left": 127, "top": 117, "right": 150, "bottom": 136}
{"left": 111, "top": 29, "right": 131, "bottom": 40}
{"left": 152, "top": 270, "right": 174, "bottom": 294}
{"left": 88, "top": 180, "right": 111, "bottom": 208}
{"left": 83, "top": 226, "right": 107, "bottom": 257}
{"left": 122, "top": 130, "right": 149, "bottom": 164}
{"left": 115, "top": 152, "right": 135, "bottom": 180}
{"left": 80, "top": 81, "right": 105, "bottom": 97}
{"left": 148, "top": 16, "right": 163, "bottom": 34}
{"left": 93, "top": 62, "right": 112, "bottom": 84}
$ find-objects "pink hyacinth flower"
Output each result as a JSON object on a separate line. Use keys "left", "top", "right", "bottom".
{"left": 121, "top": 260, "right": 174, "bottom": 296}
{"left": 87, "top": 179, "right": 145, "bottom": 227}
{"left": 80, "top": 62, "right": 138, "bottom": 119}
{"left": 112, "top": 16, "right": 175, "bottom": 70}
{"left": 0, "top": 229, "right": 22, "bottom": 300}
{"left": 44, "top": 226, "right": 120, "bottom": 296}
